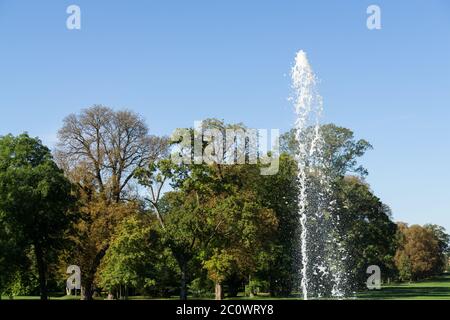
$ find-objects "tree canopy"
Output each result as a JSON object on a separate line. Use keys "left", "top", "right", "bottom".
{"left": 0, "top": 133, "right": 76, "bottom": 300}
{"left": 1, "top": 111, "right": 447, "bottom": 300}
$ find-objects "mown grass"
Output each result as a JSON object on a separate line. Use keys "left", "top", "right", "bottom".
{"left": 357, "top": 274, "right": 450, "bottom": 300}
{"left": 3, "top": 275, "right": 450, "bottom": 300}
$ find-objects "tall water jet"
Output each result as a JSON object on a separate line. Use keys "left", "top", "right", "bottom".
{"left": 291, "top": 50, "right": 347, "bottom": 299}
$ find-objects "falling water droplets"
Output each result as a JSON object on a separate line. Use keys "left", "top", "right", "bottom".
{"left": 291, "top": 50, "right": 348, "bottom": 300}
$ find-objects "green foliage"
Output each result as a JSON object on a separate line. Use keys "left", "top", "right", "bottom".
{"left": 188, "top": 277, "right": 214, "bottom": 298}
{"left": 196, "top": 189, "right": 277, "bottom": 296}
{"left": 424, "top": 224, "right": 450, "bottom": 273}
{"left": 395, "top": 251, "right": 413, "bottom": 282}
{"left": 203, "top": 250, "right": 235, "bottom": 284}
{"left": 281, "top": 124, "right": 373, "bottom": 177}
{"left": 0, "top": 220, "right": 27, "bottom": 294}
{"left": 2, "top": 269, "right": 39, "bottom": 297}
{"left": 3, "top": 118, "right": 442, "bottom": 300}
{"left": 252, "top": 154, "right": 299, "bottom": 296}
{"left": 0, "top": 133, "right": 76, "bottom": 299}
{"left": 99, "top": 216, "right": 153, "bottom": 295}
{"left": 245, "top": 278, "right": 270, "bottom": 297}
{"left": 336, "top": 176, "right": 398, "bottom": 288}
{"left": 137, "top": 119, "right": 279, "bottom": 299}
{"left": 281, "top": 124, "right": 391, "bottom": 293}
{"left": 99, "top": 215, "right": 178, "bottom": 298}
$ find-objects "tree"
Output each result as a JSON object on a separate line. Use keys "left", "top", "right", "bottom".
{"left": 251, "top": 154, "right": 299, "bottom": 296}
{"left": 172, "top": 120, "right": 278, "bottom": 300}
{"left": 156, "top": 191, "right": 203, "bottom": 300}
{"left": 135, "top": 158, "right": 200, "bottom": 300}
{"left": 56, "top": 106, "right": 168, "bottom": 300}
{"left": 336, "top": 176, "right": 398, "bottom": 289}
{"left": 154, "top": 171, "right": 277, "bottom": 300}
{"left": 395, "top": 224, "right": 441, "bottom": 281}
{"left": 56, "top": 105, "right": 168, "bottom": 203}
{"left": 98, "top": 215, "right": 174, "bottom": 299}
{"left": 203, "top": 250, "right": 234, "bottom": 300}
{"left": 0, "top": 221, "right": 28, "bottom": 298}
{"left": 69, "top": 196, "right": 137, "bottom": 300}
{"left": 137, "top": 119, "right": 278, "bottom": 300}
{"left": 281, "top": 124, "right": 373, "bottom": 177}
{"left": 424, "top": 224, "right": 450, "bottom": 274}
{"left": 0, "top": 134, "right": 76, "bottom": 300}
{"left": 200, "top": 192, "right": 277, "bottom": 300}
{"left": 281, "top": 123, "right": 382, "bottom": 294}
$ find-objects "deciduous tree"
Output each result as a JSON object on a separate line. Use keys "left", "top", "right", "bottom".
{"left": 395, "top": 224, "right": 441, "bottom": 281}
{"left": 0, "top": 134, "right": 76, "bottom": 300}
{"left": 56, "top": 106, "right": 168, "bottom": 299}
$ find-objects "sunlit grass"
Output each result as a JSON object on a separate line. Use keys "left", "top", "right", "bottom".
{"left": 357, "top": 274, "right": 450, "bottom": 300}
{"left": 3, "top": 275, "right": 450, "bottom": 300}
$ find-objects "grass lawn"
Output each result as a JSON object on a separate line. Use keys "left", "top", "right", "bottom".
{"left": 357, "top": 274, "right": 450, "bottom": 300}
{"left": 3, "top": 275, "right": 450, "bottom": 300}
{"left": 1, "top": 295, "right": 82, "bottom": 300}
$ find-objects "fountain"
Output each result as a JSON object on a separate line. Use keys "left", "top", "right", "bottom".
{"left": 291, "top": 51, "right": 348, "bottom": 300}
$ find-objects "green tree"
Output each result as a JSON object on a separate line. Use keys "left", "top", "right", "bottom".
{"left": 200, "top": 192, "right": 277, "bottom": 300}
{"left": 56, "top": 106, "right": 168, "bottom": 300}
{"left": 0, "top": 226, "right": 28, "bottom": 298}
{"left": 281, "top": 123, "right": 388, "bottom": 294}
{"left": 98, "top": 215, "right": 175, "bottom": 299}
{"left": 281, "top": 124, "right": 373, "bottom": 177}
{"left": 203, "top": 249, "right": 234, "bottom": 300}
{"left": 136, "top": 160, "right": 199, "bottom": 300}
{"left": 252, "top": 154, "right": 299, "bottom": 296}
{"left": 159, "top": 191, "right": 204, "bottom": 300}
{"left": 137, "top": 119, "right": 278, "bottom": 300}
{"left": 336, "top": 176, "right": 398, "bottom": 288}
{"left": 69, "top": 195, "right": 138, "bottom": 300}
{"left": 0, "top": 133, "right": 76, "bottom": 300}
{"left": 424, "top": 224, "right": 450, "bottom": 274}
{"left": 176, "top": 120, "right": 278, "bottom": 300}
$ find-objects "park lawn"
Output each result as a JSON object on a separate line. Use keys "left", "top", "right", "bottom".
{"left": 357, "top": 274, "right": 450, "bottom": 300}
{"left": 3, "top": 275, "right": 450, "bottom": 300}
{"left": 1, "top": 295, "right": 81, "bottom": 300}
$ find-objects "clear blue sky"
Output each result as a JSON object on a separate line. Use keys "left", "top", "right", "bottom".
{"left": 1, "top": 1, "right": 449, "bottom": 230}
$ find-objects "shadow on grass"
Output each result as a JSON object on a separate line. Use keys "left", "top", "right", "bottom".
{"left": 358, "top": 275, "right": 450, "bottom": 300}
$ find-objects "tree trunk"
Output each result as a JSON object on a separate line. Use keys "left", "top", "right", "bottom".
{"left": 268, "top": 275, "right": 279, "bottom": 297}
{"left": 215, "top": 282, "right": 223, "bottom": 300}
{"left": 226, "top": 274, "right": 241, "bottom": 298}
{"left": 34, "top": 244, "right": 48, "bottom": 301}
{"left": 81, "top": 276, "right": 94, "bottom": 300}
{"left": 81, "top": 245, "right": 109, "bottom": 300}
{"left": 180, "top": 260, "right": 188, "bottom": 300}
{"left": 248, "top": 275, "right": 254, "bottom": 298}
{"left": 227, "top": 283, "right": 239, "bottom": 298}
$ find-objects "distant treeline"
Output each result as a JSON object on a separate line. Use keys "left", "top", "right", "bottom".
{"left": 0, "top": 106, "right": 448, "bottom": 300}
